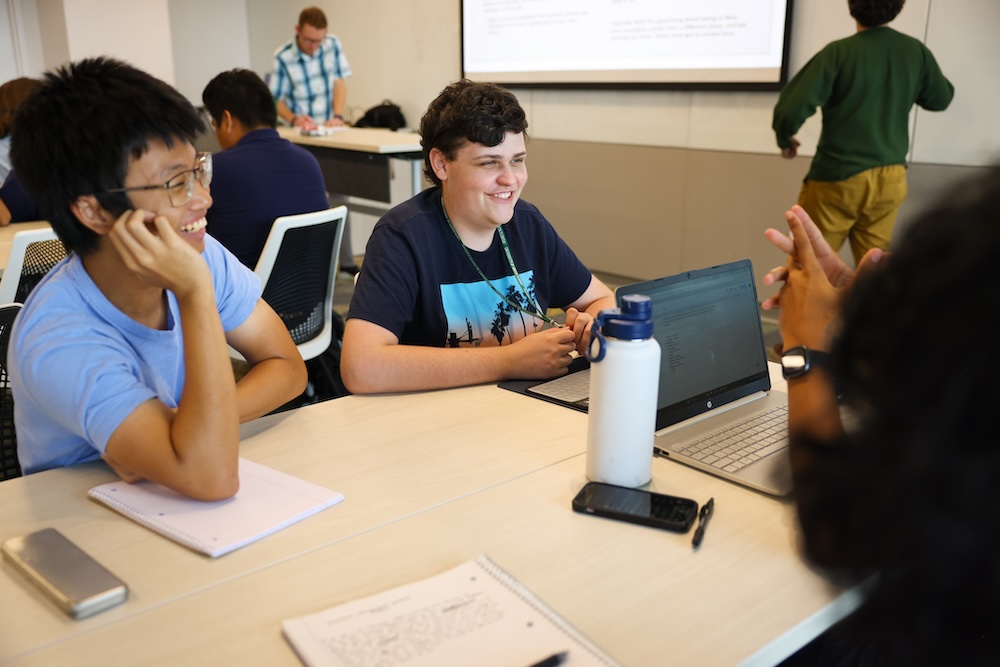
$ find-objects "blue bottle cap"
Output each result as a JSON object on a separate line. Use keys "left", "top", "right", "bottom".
{"left": 602, "top": 316, "right": 653, "bottom": 341}
{"left": 586, "top": 295, "right": 655, "bottom": 362}
{"left": 621, "top": 294, "right": 652, "bottom": 319}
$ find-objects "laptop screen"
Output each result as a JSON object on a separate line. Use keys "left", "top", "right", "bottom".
{"left": 617, "top": 260, "right": 771, "bottom": 430}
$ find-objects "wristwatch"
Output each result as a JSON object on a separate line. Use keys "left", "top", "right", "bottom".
{"left": 780, "top": 346, "right": 830, "bottom": 380}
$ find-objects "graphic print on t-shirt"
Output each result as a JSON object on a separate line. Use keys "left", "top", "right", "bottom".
{"left": 440, "top": 271, "right": 546, "bottom": 348}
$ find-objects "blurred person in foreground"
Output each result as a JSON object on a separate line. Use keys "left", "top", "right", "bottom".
{"left": 766, "top": 168, "right": 1000, "bottom": 665}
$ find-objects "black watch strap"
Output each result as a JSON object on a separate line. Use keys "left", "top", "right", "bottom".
{"left": 781, "top": 346, "right": 830, "bottom": 380}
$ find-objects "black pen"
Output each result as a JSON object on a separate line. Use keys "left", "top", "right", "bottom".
{"left": 528, "top": 651, "right": 568, "bottom": 667}
{"left": 692, "top": 497, "right": 714, "bottom": 550}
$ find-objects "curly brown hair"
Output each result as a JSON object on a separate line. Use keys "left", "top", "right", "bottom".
{"left": 419, "top": 80, "right": 528, "bottom": 187}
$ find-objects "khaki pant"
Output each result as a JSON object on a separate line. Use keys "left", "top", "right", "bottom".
{"left": 798, "top": 164, "right": 907, "bottom": 265}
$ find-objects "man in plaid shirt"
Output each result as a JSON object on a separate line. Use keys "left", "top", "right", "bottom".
{"left": 270, "top": 6, "right": 352, "bottom": 130}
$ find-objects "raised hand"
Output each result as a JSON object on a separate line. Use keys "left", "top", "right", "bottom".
{"left": 774, "top": 211, "right": 841, "bottom": 350}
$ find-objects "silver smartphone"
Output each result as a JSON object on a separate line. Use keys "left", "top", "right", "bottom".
{"left": 2, "top": 527, "right": 128, "bottom": 619}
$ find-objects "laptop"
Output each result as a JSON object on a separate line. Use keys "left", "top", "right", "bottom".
{"left": 500, "top": 259, "right": 792, "bottom": 497}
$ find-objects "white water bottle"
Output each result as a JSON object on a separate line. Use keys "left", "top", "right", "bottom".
{"left": 585, "top": 294, "right": 661, "bottom": 487}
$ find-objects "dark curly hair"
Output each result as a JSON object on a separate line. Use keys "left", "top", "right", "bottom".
{"left": 10, "top": 57, "right": 203, "bottom": 255}
{"left": 419, "top": 79, "right": 528, "bottom": 187}
{"left": 848, "top": 0, "right": 905, "bottom": 28}
{"left": 795, "top": 166, "right": 1000, "bottom": 663}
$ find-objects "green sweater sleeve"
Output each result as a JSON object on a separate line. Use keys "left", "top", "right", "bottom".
{"left": 916, "top": 47, "right": 955, "bottom": 111}
{"left": 772, "top": 49, "right": 837, "bottom": 149}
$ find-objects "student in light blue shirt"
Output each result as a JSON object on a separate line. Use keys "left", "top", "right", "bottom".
{"left": 9, "top": 58, "right": 307, "bottom": 500}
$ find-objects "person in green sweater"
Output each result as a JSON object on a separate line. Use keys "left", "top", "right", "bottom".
{"left": 772, "top": 0, "right": 954, "bottom": 265}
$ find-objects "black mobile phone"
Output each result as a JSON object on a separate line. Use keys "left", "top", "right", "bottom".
{"left": 572, "top": 481, "right": 699, "bottom": 533}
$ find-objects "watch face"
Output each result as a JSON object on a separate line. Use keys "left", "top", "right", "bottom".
{"left": 781, "top": 347, "right": 808, "bottom": 379}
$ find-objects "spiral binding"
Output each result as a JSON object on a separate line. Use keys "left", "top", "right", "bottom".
{"left": 474, "top": 554, "right": 623, "bottom": 667}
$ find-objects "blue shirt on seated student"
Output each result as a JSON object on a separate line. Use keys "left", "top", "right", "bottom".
{"left": 13, "top": 235, "right": 257, "bottom": 473}
{"left": 202, "top": 69, "right": 329, "bottom": 269}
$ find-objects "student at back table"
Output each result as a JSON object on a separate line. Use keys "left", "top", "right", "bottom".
{"left": 202, "top": 68, "right": 329, "bottom": 269}
{"left": 9, "top": 58, "right": 307, "bottom": 500}
{"left": 341, "top": 80, "right": 615, "bottom": 393}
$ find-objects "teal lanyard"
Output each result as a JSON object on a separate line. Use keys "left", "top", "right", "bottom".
{"left": 440, "top": 198, "right": 559, "bottom": 326}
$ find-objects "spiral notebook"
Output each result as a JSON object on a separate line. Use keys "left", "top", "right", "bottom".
{"left": 282, "top": 554, "right": 621, "bottom": 667}
{"left": 88, "top": 458, "right": 344, "bottom": 558}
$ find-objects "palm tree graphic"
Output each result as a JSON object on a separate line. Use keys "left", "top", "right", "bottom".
{"left": 490, "top": 304, "right": 511, "bottom": 345}
{"left": 504, "top": 284, "right": 529, "bottom": 337}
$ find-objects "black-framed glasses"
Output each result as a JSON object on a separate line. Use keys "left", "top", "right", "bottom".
{"left": 106, "top": 152, "right": 212, "bottom": 208}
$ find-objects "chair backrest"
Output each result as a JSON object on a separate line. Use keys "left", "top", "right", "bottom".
{"left": 0, "top": 228, "right": 67, "bottom": 304}
{"left": 253, "top": 206, "right": 347, "bottom": 362}
{"left": 193, "top": 106, "right": 222, "bottom": 154}
{"left": 0, "top": 303, "right": 23, "bottom": 481}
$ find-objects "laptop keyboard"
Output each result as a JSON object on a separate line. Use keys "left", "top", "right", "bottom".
{"left": 675, "top": 404, "right": 788, "bottom": 473}
{"left": 526, "top": 369, "right": 591, "bottom": 404}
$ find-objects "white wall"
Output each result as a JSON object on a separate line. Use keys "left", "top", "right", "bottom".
{"left": 914, "top": 0, "right": 1000, "bottom": 165}
{"left": 245, "top": 0, "right": 290, "bottom": 82}
{"left": 4, "top": 0, "right": 255, "bottom": 106}
{"left": 5, "top": 0, "right": 62, "bottom": 77}
{"left": 60, "top": 0, "right": 175, "bottom": 84}
{"left": 0, "top": 0, "right": 25, "bottom": 82}
{"left": 168, "top": 0, "right": 252, "bottom": 105}
{"left": 3, "top": 0, "right": 173, "bottom": 82}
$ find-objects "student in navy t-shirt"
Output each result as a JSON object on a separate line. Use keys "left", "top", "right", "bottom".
{"left": 342, "top": 80, "right": 615, "bottom": 394}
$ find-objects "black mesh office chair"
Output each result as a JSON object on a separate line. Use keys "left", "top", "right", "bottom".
{"left": 239, "top": 206, "right": 349, "bottom": 400}
{"left": 0, "top": 228, "right": 67, "bottom": 304}
{"left": 0, "top": 303, "right": 23, "bottom": 481}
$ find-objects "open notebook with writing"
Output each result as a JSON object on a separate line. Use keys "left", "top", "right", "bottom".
{"left": 88, "top": 458, "right": 344, "bottom": 557}
{"left": 282, "top": 554, "right": 621, "bottom": 667}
